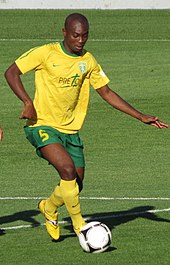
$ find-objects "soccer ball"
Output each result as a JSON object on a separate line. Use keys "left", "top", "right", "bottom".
{"left": 78, "top": 221, "right": 112, "bottom": 253}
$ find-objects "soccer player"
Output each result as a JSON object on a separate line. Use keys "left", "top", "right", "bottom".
{"left": 4, "top": 13, "right": 168, "bottom": 241}
{"left": 0, "top": 127, "right": 3, "bottom": 142}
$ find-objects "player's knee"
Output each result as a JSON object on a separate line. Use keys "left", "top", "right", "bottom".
{"left": 60, "top": 165, "right": 76, "bottom": 180}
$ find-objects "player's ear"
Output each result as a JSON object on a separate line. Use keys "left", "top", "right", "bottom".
{"left": 62, "top": 28, "right": 66, "bottom": 37}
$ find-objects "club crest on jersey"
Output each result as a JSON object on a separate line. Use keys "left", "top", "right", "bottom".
{"left": 78, "top": 62, "right": 87, "bottom": 74}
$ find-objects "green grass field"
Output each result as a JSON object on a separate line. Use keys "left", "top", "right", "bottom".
{"left": 0, "top": 9, "right": 170, "bottom": 265}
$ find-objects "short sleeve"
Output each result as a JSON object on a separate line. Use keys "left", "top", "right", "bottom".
{"left": 15, "top": 45, "right": 46, "bottom": 74}
{"left": 89, "top": 63, "right": 110, "bottom": 89}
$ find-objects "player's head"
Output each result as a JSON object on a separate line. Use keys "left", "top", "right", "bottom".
{"left": 62, "top": 13, "right": 89, "bottom": 55}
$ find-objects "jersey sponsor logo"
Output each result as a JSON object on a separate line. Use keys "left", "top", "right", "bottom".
{"left": 59, "top": 74, "right": 81, "bottom": 88}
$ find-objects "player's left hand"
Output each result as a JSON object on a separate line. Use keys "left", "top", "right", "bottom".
{"left": 140, "top": 115, "right": 168, "bottom": 129}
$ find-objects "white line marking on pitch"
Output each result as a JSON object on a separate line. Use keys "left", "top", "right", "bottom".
{"left": 0, "top": 196, "right": 170, "bottom": 200}
{"left": 1, "top": 207, "right": 169, "bottom": 231}
{"left": 0, "top": 38, "right": 170, "bottom": 42}
{"left": 0, "top": 197, "right": 45, "bottom": 200}
{"left": 80, "top": 197, "right": 170, "bottom": 201}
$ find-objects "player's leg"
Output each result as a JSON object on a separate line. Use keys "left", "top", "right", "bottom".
{"left": 43, "top": 166, "right": 84, "bottom": 239}
{"left": 66, "top": 133, "right": 85, "bottom": 192}
{"left": 75, "top": 167, "right": 85, "bottom": 192}
{"left": 24, "top": 125, "right": 85, "bottom": 239}
{"left": 40, "top": 143, "right": 86, "bottom": 235}
{"left": 45, "top": 167, "right": 84, "bottom": 216}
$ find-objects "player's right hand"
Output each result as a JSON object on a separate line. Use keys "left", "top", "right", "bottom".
{"left": 19, "top": 101, "right": 37, "bottom": 121}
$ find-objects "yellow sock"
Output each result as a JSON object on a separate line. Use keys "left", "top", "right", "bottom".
{"left": 45, "top": 184, "right": 64, "bottom": 214}
{"left": 60, "top": 179, "right": 86, "bottom": 232}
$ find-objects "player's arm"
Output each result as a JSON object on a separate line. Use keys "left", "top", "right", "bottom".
{"left": 96, "top": 84, "right": 168, "bottom": 129}
{"left": 4, "top": 63, "right": 37, "bottom": 120}
{"left": 0, "top": 127, "right": 3, "bottom": 143}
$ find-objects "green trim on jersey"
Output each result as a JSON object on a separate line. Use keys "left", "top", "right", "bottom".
{"left": 60, "top": 41, "right": 80, "bottom": 57}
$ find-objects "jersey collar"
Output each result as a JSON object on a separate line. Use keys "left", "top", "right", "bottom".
{"left": 60, "top": 41, "right": 83, "bottom": 57}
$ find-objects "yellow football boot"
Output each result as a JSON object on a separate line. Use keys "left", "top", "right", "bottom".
{"left": 73, "top": 221, "right": 87, "bottom": 236}
{"left": 38, "top": 199, "right": 60, "bottom": 241}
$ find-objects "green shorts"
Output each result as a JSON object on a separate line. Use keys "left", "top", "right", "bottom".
{"left": 24, "top": 125, "right": 85, "bottom": 167}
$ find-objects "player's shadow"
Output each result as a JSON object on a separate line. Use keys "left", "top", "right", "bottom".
{"left": 84, "top": 205, "right": 170, "bottom": 229}
{"left": 0, "top": 209, "right": 40, "bottom": 236}
{"left": 1, "top": 205, "right": 169, "bottom": 247}
{"left": 62, "top": 205, "right": 170, "bottom": 243}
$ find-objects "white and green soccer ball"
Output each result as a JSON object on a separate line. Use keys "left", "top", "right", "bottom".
{"left": 78, "top": 221, "right": 112, "bottom": 253}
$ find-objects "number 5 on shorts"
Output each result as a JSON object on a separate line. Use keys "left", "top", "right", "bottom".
{"left": 39, "top": 129, "right": 49, "bottom": 142}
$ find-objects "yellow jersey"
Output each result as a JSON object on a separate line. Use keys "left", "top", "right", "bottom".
{"left": 15, "top": 42, "right": 109, "bottom": 134}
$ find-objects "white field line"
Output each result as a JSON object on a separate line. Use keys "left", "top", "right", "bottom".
{"left": 0, "top": 196, "right": 45, "bottom": 200}
{"left": 1, "top": 207, "right": 170, "bottom": 231}
{"left": 0, "top": 196, "right": 170, "bottom": 200}
{"left": 81, "top": 197, "right": 170, "bottom": 201}
{"left": 1, "top": 38, "right": 170, "bottom": 42}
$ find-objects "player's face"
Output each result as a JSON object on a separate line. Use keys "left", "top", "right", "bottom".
{"left": 63, "top": 21, "right": 89, "bottom": 55}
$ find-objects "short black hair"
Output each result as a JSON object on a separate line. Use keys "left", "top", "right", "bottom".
{"left": 64, "top": 13, "right": 89, "bottom": 30}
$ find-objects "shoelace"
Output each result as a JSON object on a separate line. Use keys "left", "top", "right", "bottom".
{"left": 47, "top": 219, "right": 58, "bottom": 226}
